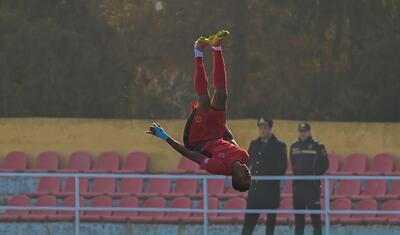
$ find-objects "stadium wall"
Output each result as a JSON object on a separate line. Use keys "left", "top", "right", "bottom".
{"left": 0, "top": 118, "right": 399, "bottom": 172}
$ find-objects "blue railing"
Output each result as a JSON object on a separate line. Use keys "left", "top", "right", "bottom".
{"left": 0, "top": 173, "right": 400, "bottom": 235}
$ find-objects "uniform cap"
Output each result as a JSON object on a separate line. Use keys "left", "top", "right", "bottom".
{"left": 298, "top": 123, "right": 311, "bottom": 132}
{"left": 257, "top": 118, "right": 273, "bottom": 128}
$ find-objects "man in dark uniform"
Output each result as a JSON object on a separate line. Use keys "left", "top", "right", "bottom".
{"left": 290, "top": 123, "right": 329, "bottom": 235}
{"left": 242, "top": 118, "right": 287, "bottom": 235}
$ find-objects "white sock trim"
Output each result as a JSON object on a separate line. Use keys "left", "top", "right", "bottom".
{"left": 194, "top": 48, "right": 203, "bottom": 57}
{"left": 212, "top": 46, "right": 222, "bottom": 51}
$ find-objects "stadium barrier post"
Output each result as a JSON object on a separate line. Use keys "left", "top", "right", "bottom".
{"left": 324, "top": 177, "right": 330, "bottom": 235}
{"left": 203, "top": 176, "right": 208, "bottom": 235}
{"left": 74, "top": 175, "right": 80, "bottom": 235}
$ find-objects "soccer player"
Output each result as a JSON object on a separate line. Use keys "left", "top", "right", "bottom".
{"left": 147, "top": 30, "right": 251, "bottom": 191}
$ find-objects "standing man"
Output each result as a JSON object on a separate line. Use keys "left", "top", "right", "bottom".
{"left": 290, "top": 123, "right": 329, "bottom": 235}
{"left": 242, "top": 118, "right": 287, "bottom": 235}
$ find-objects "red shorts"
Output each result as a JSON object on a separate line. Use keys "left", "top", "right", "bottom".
{"left": 183, "top": 108, "right": 226, "bottom": 149}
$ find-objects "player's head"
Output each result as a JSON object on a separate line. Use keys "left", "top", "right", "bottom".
{"left": 231, "top": 161, "right": 251, "bottom": 192}
{"left": 298, "top": 122, "right": 312, "bottom": 141}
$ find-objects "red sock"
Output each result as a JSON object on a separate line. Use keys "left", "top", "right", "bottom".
{"left": 212, "top": 50, "right": 227, "bottom": 89}
{"left": 194, "top": 57, "right": 209, "bottom": 95}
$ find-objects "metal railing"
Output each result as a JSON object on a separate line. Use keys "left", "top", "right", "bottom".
{"left": 1, "top": 173, "right": 400, "bottom": 235}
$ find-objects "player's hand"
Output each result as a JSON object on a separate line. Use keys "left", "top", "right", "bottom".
{"left": 146, "top": 123, "right": 169, "bottom": 141}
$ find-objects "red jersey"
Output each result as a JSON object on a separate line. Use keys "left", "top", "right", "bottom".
{"left": 200, "top": 139, "right": 249, "bottom": 175}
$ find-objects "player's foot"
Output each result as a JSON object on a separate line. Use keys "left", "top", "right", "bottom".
{"left": 209, "top": 30, "right": 230, "bottom": 47}
{"left": 194, "top": 36, "right": 210, "bottom": 52}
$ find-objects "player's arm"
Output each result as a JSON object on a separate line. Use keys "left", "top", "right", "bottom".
{"left": 146, "top": 123, "right": 206, "bottom": 165}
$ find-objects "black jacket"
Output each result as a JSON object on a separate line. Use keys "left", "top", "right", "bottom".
{"left": 247, "top": 134, "right": 287, "bottom": 209}
{"left": 290, "top": 137, "right": 329, "bottom": 177}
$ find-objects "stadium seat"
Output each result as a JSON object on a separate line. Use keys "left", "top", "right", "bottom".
{"left": 27, "top": 177, "right": 61, "bottom": 197}
{"left": 217, "top": 185, "right": 247, "bottom": 199}
{"left": 57, "top": 151, "right": 92, "bottom": 172}
{"left": 54, "top": 177, "right": 88, "bottom": 197}
{"left": 327, "top": 153, "right": 340, "bottom": 174}
{"left": 111, "top": 178, "right": 144, "bottom": 197}
{"left": 281, "top": 180, "right": 293, "bottom": 198}
{"left": 24, "top": 195, "right": 57, "bottom": 221}
{"left": 0, "top": 195, "right": 30, "bottom": 221}
{"left": 366, "top": 153, "right": 394, "bottom": 175}
{"left": 81, "top": 196, "right": 113, "bottom": 221}
{"left": 321, "top": 180, "right": 334, "bottom": 198}
{"left": 332, "top": 179, "right": 361, "bottom": 199}
{"left": 168, "top": 156, "right": 205, "bottom": 174}
{"left": 330, "top": 198, "right": 352, "bottom": 223}
{"left": 337, "top": 153, "right": 367, "bottom": 175}
{"left": 113, "top": 151, "right": 148, "bottom": 173}
{"left": 189, "top": 179, "right": 225, "bottom": 198}
{"left": 185, "top": 197, "right": 219, "bottom": 223}
{"left": 104, "top": 196, "right": 139, "bottom": 222}
{"left": 0, "top": 151, "right": 28, "bottom": 172}
{"left": 163, "top": 179, "right": 198, "bottom": 198}
{"left": 86, "top": 151, "right": 120, "bottom": 173}
{"left": 135, "top": 196, "right": 166, "bottom": 222}
{"left": 212, "top": 197, "right": 246, "bottom": 223}
{"left": 82, "top": 178, "right": 116, "bottom": 197}
{"left": 159, "top": 197, "right": 192, "bottom": 223}
{"left": 351, "top": 180, "right": 386, "bottom": 200}
{"left": 138, "top": 178, "right": 171, "bottom": 198}
{"left": 53, "top": 196, "right": 85, "bottom": 221}
{"left": 286, "top": 163, "right": 293, "bottom": 175}
{"left": 277, "top": 198, "right": 294, "bottom": 223}
{"left": 345, "top": 198, "right": 377, "bottom": 224}
{"left": 28, "top": 151, "right": 60, "bottom": 172}
{"left": 368, "top": 200, "right": 400, "bottom": 224}
{"left": 378, "top": 180, "right": 400, "bottom": 200}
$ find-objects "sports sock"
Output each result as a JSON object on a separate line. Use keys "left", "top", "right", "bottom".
{"left": 194, "top": 56, "right": 209, "bottom": 95}
{"left": 212, "top": 48, "right": 227, "bottom": 89}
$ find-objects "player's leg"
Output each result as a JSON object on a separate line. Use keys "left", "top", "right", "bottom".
{"left": 266, "top": 213, "right": 277, "bottom": 235}
{"left": 194, "top": 38, "right": 211, "bottom": 112}
{"left": 210, "top": 30, "right": 230, "bottom": 110}
{"left": 293, "top": 185, "right": 306, "bottom": 235}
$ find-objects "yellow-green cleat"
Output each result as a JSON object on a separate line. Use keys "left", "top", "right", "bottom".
{"left": 208, "top": 30, "right": 230, "bottom": 46}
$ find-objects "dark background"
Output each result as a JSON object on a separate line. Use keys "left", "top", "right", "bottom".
{"left": 1, "top": 0, "right": 399, "bottom": 121}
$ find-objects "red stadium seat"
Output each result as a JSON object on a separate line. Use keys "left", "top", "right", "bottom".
{"left": 111, "top": 178, "right": 144, "bottom": 197}
{"left": 332, "top": 179, "right": 361, "bottom": 199}
{"left": 52, "top": 196, "right": 85, "bottom": 221}
{"left": 321, "top": 180, "right": 334, "bottom": 198}
{"left": 83, "top": 178, "right": 116, "bottom": 197}
{"left": 330, "top": 198, "right": 352, "bottom": 223}
{"left": 55, "top": 177, "right": 88, "bottom": 197}
{"left": 212, "top": 197, "right": 246, "bottom": 223}
{"left": 163, "top": 179, "right": 198, "bottom": 198}
{"left": 82, "top": 196, "right": 113, "bottom": 221}
{"left": 352, "top": 180, "right": 386, "bottom": 200}
{"left": 189, "top": 179, "right": 225, "bottom": 198}
{"left": 27, "top": 177, "right": 61, "bottom": 197}
{"left": 286, "top": 163, "right": 293, "bottom": 175}
{"left": 0, "top": 195, "right": 30, "bottom": 221}
{"left": 23, "top": 195, "right": 57, "bottom": 221}
{"left": 368, "top": 200, "right": 400, "bottom": 224}
{"left": 113, "top": 152, "right": 148, "bottom": 173}
{"left": 366, "top": 153, "right": 394, "bottom": 175}
{"left": 86, "top": 151, "right": 120, "bottom": 173}
{"left": 138, "top": 179, "right": 171, "bottom": 198}
{"left": 185, "top": 197, "right": 219, "bottom": 223}
{"left": 281, "top": 180, "right": 293, "bottom": 198}
{"left": 345, "top": 198, "right": 377, "bottom": 224}
{"left": 378, "top": 180, "right": 400, "bottom": 200}
{"left": 28, "top": 151, "right": 60, "bottom": 172}
{"left": 0, "top": 151, "right": 28, "bottom": 172}
{"left": 135, "top": 196, "right": 166, "bottom": 222}
{"left": 58, "top": 151, "right": 92, "bottom": 172}
{"left": 337, "top": 153, "right": 367, "bottom": 175}
{"left": 327, "top": 153, "right": 340, "bottom": 174}
{"left": 104, "top": 196, "right": 139, "bottom": 222}
{"left": 168, "top": 156, "right": 205, "bottom": 174}
{"left": 159, "top": 197, "right": 192, "bottom": 223}
{"left": 277, "top": 198, "right": 294, "bottom": 223}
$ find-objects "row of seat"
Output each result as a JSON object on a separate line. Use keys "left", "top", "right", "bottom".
{"left": 1, "top": 151, "right": 399, "bottom": 175}
{"left": 0, "top": 151, "right": 148, "bottom": 173}
{"left": 1, "top": 195, "right": 400, "bottom": 224}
